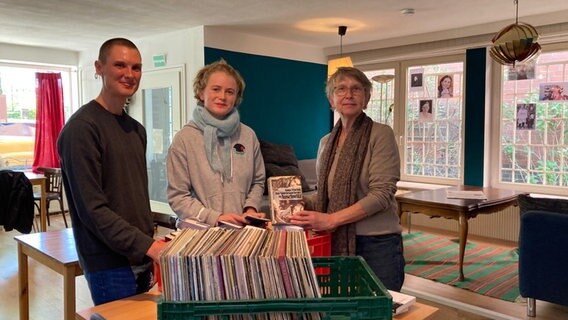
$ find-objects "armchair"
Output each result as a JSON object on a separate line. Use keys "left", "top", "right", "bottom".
{"left": 518, "top": 194, "right": 568, "bottom": 317}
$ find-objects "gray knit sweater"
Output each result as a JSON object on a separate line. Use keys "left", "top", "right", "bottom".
{"left": 57, "top": 100, "right": 155, "bottom": 273}
{"left": 166, "top": 121, "right": 265, "bottom": 226}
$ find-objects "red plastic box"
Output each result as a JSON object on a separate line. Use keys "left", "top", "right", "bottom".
{"left": 306, "top": 231, "right": 331, "bottom": 276}
{"left": 306, "top": 231, "right": 331, "bottom": 257}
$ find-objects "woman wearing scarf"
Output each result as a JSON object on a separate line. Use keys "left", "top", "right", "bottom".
{"left": 167, "top": 60, "right": 265, "bottom": 227}
{"left": 290, "top": 67, "right": 404, "bottom": 291}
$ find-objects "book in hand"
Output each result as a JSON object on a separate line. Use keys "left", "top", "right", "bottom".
{"left": 245, "top": 215, "right": 270, "bottom": 228}
{"left": 267, "top": 175, "right": 304, "bottom": 224}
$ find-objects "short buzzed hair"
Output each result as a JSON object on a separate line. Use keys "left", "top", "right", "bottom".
{"left": 98, "top": 38, "right": 138, "bottom": 63}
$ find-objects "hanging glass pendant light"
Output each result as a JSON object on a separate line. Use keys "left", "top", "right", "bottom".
{"left": 489, "top": 0, "right": 541, "bottom": 66}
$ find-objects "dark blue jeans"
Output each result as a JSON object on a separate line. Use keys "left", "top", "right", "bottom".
{"left": 356, "top": 233, "right": 405, "bottom": 291}
{"left": 84, "top": 264, "right": 153, "bottom": 305}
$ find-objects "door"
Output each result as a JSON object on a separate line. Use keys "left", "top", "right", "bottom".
{"left": 129, "top": 66, "right": 185, "bottom": 215}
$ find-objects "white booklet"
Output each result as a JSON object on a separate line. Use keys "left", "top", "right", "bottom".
{"left": 446, "top": 190, "right": 487, "bottom": 200}
{"left": 389, "top": 290, "right": 416, "bottom": 315}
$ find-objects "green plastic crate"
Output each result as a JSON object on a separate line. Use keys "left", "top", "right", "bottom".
{"left": 158, "top": 256, "right": 393, "bottom": 320}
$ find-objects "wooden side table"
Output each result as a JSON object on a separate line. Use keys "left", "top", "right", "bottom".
{"left": 396, "top": 185, "right": 522, "bottom": 280}
{"left": 15, "top": 228, "right": 82, "bottom": 320}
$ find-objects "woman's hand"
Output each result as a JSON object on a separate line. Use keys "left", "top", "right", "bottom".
{"left": 289, "top": 210, "right": 336, "bottom": 232}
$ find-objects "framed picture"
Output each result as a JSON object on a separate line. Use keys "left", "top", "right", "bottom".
{"left": 437, "top": 75, "right": 453, "bottom": 98}
{"left": 410, "top": 68, "right": 423, "bottom": 91}
{"left": 516, "top": 103, "right": 536, "bottom": 130}
{"left": 506, "top": 61, "right": 535, "bottom": 81}
{"left": 539, "top": 82, "right": 568, "bottom": 101}
{"left": 418, "top": 99, "right": 433, "bottom": 122}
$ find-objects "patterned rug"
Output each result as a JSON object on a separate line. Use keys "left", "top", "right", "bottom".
{"left": 403, "top": 231, "right": 520, "bottom": 302}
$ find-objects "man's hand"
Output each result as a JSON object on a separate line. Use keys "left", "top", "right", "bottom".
{"left": 146, "top": 240, "right": 168, "bottom": 262}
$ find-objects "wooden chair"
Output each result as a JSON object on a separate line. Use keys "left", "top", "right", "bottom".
{"left": 33, "top": 167, "right": 68, "bottom": 228}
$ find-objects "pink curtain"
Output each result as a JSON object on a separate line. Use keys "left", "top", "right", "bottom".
{"left": 32, "top": 73, "right": 64, "bottom": 172}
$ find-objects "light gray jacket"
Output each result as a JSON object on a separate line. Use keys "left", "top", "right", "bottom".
{"left": 166, "top": 121, "right": 265, "bottom": 226}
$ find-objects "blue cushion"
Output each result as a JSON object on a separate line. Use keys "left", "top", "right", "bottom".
{"left": 517, "top": 194, "right": 568, "bottom": 216}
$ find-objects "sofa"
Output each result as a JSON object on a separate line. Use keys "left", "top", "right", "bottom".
{"left": 518, "top": 194, "right": 568, "bottom": 317}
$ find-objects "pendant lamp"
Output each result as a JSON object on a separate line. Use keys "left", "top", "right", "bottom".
{"left": 489, "top": 0, "right": 541, "bottom": 66}
{"left": 328, "top": 26, "right": 353, "bottom": 78}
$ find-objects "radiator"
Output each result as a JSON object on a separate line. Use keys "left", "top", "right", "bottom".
{"left": 403, "top": 205, "right": 520, "bottom": 242}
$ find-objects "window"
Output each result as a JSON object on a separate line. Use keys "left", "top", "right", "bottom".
{"left": 0, "top": 63, "right": 77, "bottom": 170}
{"left": 361, "top": 56, "right": 465, "bottom": 185}
{"left": 365, "top": 68, "right": 396, "bottom": 128}
{"left": 494, "top": 46, "right": 568, "bottom": 194}
{"left": 404, "top": 62, "right": 464, "bottom": 182}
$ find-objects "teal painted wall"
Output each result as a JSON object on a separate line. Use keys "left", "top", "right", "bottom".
{"left": 204, "top": 47, "right": 331, "bottom": 160}
{"left": 463, "top": 48, "right": 486, "bottom": 186}
{"left": 203, "top": 47, "right": 488, "bottom": 181}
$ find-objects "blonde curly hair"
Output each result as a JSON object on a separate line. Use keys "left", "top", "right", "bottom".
{"left": 193, "top": 59, "right": 246, "bottom": 107}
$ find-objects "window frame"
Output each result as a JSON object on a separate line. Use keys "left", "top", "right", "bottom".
{"left": 489, "top": 42, "right": 568, "bottom": 196}
{"left": 0, "top": 61, "right": 79, "bottom": 170}
{"left": 0, "top": 61, "right": 79, "bottom": 120}
{"left": 358, "top": 61, "right": 401, "bottom": 131}
{"left": 358, "top": 54, "right": 466, "bottom": 185}
{"left": 401, "top": 54, "right": 466, "bottom": 185}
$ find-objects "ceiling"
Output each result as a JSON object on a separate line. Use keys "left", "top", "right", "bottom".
{"left": 2, "top": 0, "right": 568, "bottom": 53}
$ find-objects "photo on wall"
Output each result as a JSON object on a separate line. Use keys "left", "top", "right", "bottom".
{"left": 418, "top": 99, "right": 433, "bottom": 122}
{"left": 539, "top": 82, "right": 568, "bottom": 101}
{"left": 506, "top": 61, "right": 536, "bottom": 81}
{"left": 410, "top": 68, "right": 423, "bottom": 91}
{"left": 516, "top": 103, "right": 536, "bottom": 130}
{"left": 437, "top": 75, "right": 453, "bottom": 98}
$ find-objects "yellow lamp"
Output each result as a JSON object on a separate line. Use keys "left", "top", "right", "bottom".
{"left": 327, "top": 56, "right": 353, "bottom": 78}
{"left": 328, "top": 26, "right": 353, "bottom": 78}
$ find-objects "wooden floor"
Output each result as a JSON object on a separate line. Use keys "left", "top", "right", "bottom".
{"left": 1, "top": 215, "right": 567, "bottom": 319}
{"left": 402, "top": 226, "right": 568, "bottom": 320}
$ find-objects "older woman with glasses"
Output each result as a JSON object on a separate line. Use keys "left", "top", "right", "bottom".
{"left": 290, "top": 67, "right": 404, "bottom": 291}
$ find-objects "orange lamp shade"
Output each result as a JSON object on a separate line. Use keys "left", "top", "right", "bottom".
{"left": 327, "top": 56, "right": 353, "bottom": 78}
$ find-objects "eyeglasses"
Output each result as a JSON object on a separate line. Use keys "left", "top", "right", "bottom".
{"left": 333, "top": 85, "right": 364, "bottom": 96}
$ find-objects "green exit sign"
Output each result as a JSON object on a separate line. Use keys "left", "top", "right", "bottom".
{"left": 153, "top": 54, "right": 167, "bottom": 67}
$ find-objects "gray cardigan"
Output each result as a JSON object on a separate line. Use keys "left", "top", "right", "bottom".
{"left": 314, "top": 121, "right": 402, "bottom": 236}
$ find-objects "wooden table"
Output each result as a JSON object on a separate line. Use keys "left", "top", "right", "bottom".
{"left": 24, "top": 171, "right": 48, "bottom": 232}
{"left": 15, "top": 228, "right": 83, "bottom": 320}
{"left": 76, "top": 291, "right": 438, "bottom": 320}
{"left": 396, "top": 185, "right": 522, "bottom": 281}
